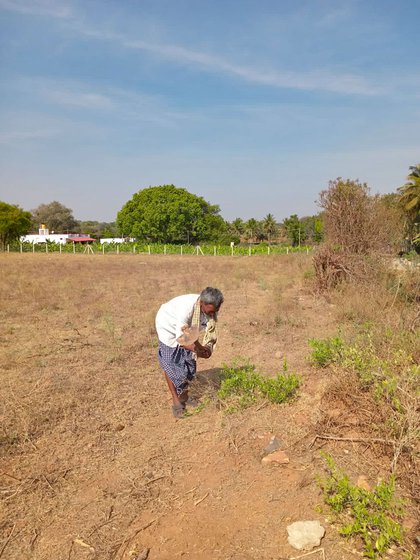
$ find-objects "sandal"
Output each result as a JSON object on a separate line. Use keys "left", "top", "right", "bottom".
{"left": 172, "top": 404, "right": 185, "bottom": 419}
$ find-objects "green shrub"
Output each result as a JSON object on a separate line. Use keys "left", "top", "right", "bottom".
{"left": 218, "top": 360, "right": 299, "bottom": 412}
{"left": 318, "top": 453, "right": 404, "bottom": 558}
{"left": 308, "top": 336, "right": 344, "bottom": 367}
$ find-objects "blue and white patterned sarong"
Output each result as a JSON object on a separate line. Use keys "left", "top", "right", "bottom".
{"left": 158, "top": 341, "right": 197, "bottom": 395}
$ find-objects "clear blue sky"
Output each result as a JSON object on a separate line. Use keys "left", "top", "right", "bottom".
{"left": 1, "top": 0, "right": 419, "bottom": 223}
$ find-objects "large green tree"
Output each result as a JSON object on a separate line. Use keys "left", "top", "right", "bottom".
{"left": 78, "top": 221, "right": 118, "bottom": 239}
{"left": 300, "top": 214, "right": 324, "bottom": 243}
{"left": 0, "top": 201, "right": 32, "bottom": 250}
{"left": 31, "top": 201, "right": 79, "bottom": 233}
{"left": 283, "top": 214, "right": 305, "bottom": 246}
{"left": 116, "top": 185, "right": 224, "bottom": 244}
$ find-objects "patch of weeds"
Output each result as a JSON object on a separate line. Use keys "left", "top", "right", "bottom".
{"left": 308, "top": 335, "right": 344, "bottom": 367}
{"left": 149, "top": 335, "right": 159, "bottom": 348}
{"left": 183, "top": 397, "right": 209, "bottom": 417}
{"left": 218, "top": 360, "right": 299, "bottom": 413}
{"left": 318, "top": 453, "right": 405, "bottom": 559}
{"left": 274, "top": 315, "right": 285, "bottom": 327}
{"left": 258, "top": 277, "right": 268, "bottom": 291}
{"left": 102, "top": 313, "right": 123, "bottom": 363}
{"left": 303, "top": 268, "right": 315, "bottom": 280}
{"left": 310, "top": 330, "right": 419, "bottom": 458}
{"left": 274, "top": 314, "right": 307, "bottom": 329}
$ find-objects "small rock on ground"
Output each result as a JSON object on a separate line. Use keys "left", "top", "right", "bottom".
{"left": 261, "top": 450, "right": 289, "bottom": 465}
{"left": 287, "top": 520, "right": 325, "bottom": 550}
{"left": 263, "top": 436, "right": 282, "bottom": 456}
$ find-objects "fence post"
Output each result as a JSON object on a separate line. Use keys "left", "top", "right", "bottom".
{"left": 148, "top": 245, "right": 151, "bottom": 255}
{"left": 133, "top": 245, "right": 136, "bottom": 254}
{"left": 248, "top": 246, "right": 251, "bottom": 256}
{"left": 164, "top": 245, "right": 166, "bottom": 255}
{"left": 231, "top": 245, "right": 234, "bottom": 257}
{"left": 20, "top": 242, "right": 22, "bottom": 253}
{"left": 73, "top": 242, "right": 76, "bottom": 254}
{"left": 102, "top": 244, "right": 105, "bottom": 255}
{"left": 60, "top": 244, "right": 62, "bottom": 254}
{"left": 7, "top": 244, "right": 9, "bottom": 253}
{"left": 306, "top": 247, "right": 309, "bottom": 254}
{"left": 286, "top": 247, "right": 289, "bottom": 255}
{"left": 214, "top": 246, "right": 216, "bottom": 256}
{"left": 46, "top": 243, "right": 48, "bottom": 254}
{"left": 268, "top": 246, "right": 270, "bottom": 255}
{"left": 33, "top": 243, "right": 35, "bottom": 254}
{"left": 117, "top": 245, "right": 119, "bottom": 255}
{"left": 181, "top": 245, "right": 183, "bottom": 255}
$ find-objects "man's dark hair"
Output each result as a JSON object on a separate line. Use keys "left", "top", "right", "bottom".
{"left": 200, "top": 287, "right": 224, "bottom": 310}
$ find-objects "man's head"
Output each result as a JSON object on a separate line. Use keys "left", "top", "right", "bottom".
{"left": 199, "top": 287, "right": 224, "bottom": 316}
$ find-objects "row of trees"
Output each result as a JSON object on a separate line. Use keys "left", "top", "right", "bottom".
{"left": 0, "top": 189, "right": 325, "bottom": 248}
{"left": 1, "top": 165, "right": 419, "bottom": 251}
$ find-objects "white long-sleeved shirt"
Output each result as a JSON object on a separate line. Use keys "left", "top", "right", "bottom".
{"left": 155, "top": 293, "right": 208, "bottom": 348}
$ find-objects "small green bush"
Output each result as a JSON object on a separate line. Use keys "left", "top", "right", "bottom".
{"left": 308, "top": 336, "right": 344, "bottom": 367}
{"left": 218, "top": 360, "right": 299, "bottom": 412}
{"left": 318, "top": 453, "right": 404, "bottom": 558}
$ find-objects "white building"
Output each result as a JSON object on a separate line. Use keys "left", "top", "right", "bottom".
{"left": 21, "top": 226, "right": 94, "bottom": 245}
{"left": 100, "top": 238, "right": 135, "bottom": 244}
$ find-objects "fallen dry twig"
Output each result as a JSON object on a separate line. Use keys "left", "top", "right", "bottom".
{"left": 290, "top": 548, "right": 325, "bottom": 560}
{"left": 0, "top": 524, "right": 16, "bottom": 559}
{"left": 194, "top": 492, "right": 209, "bottom": 506}
{"left": 113, "top": 518, "right": 158, "bottom": 560}
{"left": 311, "top": 434, "right": 397, "bottom": 448}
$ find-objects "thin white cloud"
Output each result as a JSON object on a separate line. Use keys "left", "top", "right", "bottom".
{"left": 2, "top": 77, "right": 192, "bottom": 137}
{"left": 46, "top": 90, "right": 114, "bottom": 109}
{"left": 37, "top": 79, "right": 182, "bottom": 125}
{"left": 66, "top": 20, "right": 382, "bottom": 96}
{"left": 119, "top": 36, "right": 381, "bottom": 96}
{"left": 0, "top": 0, "right": 72, "bottom": 18}
{"left": 1, "top": 2, "right": 384, "bottom": 96}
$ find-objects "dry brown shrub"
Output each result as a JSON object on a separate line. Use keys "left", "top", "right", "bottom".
{"left": 312, "top": 245, "right": 351, "bottom": 290}
{"left": 318, "top": 178, "right": 403, "bottom": 256}
{"left": 313, "top": 178, "right": 405, "bottom": 292}
{"left": 312, "top": 245, "right": 385, "bottom": 292}
{"left": 317, "top": 365, "right": 419, "bottom": 503}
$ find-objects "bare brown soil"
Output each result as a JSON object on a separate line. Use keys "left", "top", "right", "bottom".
{"left": 0, "top": 254, "right": 417, "bottom": 559}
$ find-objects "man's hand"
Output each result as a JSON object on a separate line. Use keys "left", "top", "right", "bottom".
{"left": 194, "top": 342, "right": 211, "bottom": 358}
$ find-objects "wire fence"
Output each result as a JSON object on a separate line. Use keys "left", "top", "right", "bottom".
{"left": 5, "top": 241, "right": 314, "bottom": 256}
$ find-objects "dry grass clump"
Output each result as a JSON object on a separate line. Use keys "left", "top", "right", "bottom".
{"left": 312, "top": 244, "right": 391, "bottom": 293}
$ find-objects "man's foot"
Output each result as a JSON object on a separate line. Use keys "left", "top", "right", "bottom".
{"left": 179, "top": 390, "right": 189, "bottom": 409}
{"left": 184, "top": 396, "right": 201, "bottom": 410}
{"left": 172, "top": 403, "right": 185, "bottom": 419}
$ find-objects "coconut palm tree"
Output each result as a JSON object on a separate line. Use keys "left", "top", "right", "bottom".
{"left": 398, "top": 164, "right": 420, "bottom": 216}
{"left": 245, "top": 218, "right": 258, "bottom": 244}
{"left": 262, "top": 213, "right": 278, "bottom": 245}
{"left": 229, "top": 218, "right": 245, "bottom": 239}
{"left": 398, "top": 164, "right": 420, "bottom": 246}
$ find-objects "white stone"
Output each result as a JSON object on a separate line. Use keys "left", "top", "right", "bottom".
{"left": 287, "top": 520, "right": 325, "bottom": 550}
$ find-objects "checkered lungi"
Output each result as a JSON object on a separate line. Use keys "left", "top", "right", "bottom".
{"left": 158, "top": 341, "right": 197, "bottom": 395}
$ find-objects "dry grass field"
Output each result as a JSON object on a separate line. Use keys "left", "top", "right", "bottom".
{"left": 0, "top": 253, "right": 418, "bottom": 560}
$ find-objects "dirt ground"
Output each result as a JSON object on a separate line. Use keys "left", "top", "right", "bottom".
{"left": 0, "top": 254, "right": 416, "bottom": 559}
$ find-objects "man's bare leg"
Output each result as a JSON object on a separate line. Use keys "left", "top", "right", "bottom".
{"left": 163, "top": 371, "right": 182, "bottom": 407}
